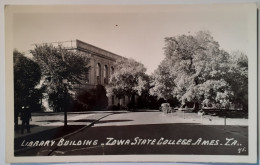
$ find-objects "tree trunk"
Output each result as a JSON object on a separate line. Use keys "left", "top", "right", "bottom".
{"left": 131, "top": 94, "right": 136, "bottom": 111}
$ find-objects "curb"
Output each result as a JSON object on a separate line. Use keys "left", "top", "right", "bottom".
{"left": 14, "top": 113, "right": 113, "bottom": 156}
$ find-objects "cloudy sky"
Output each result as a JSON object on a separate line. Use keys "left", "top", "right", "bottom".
{"left": 8, "top": 4, "right": 254, "bottom": 74}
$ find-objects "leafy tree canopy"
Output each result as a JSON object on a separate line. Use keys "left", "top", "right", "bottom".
{"left": 106, "top": 58, "right": 149, "bottom": 98}
{"left": 150, "top": 31, "right": 248, "bottom": 110}
{"left": 30, "top": 44, "right": 90, "bottom": 111}
{"left": 31, "top": 44, "right": 90, "bottom": 89}
{"left": 14, "top": 50, "right": 41, "bottom": 96}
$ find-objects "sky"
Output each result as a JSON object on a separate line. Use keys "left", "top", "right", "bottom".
{"left": 9, "top": 4, "right": 253, "bottom": 74}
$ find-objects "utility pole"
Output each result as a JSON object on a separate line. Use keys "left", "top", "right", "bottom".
{"left": 63, "top": 79, "right": 68, "bottom": 127}
{"left": 62, "top": 52, "right": 68, "bottom": 127}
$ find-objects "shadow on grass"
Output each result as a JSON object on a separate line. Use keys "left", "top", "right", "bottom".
{"left": 72, "top": 119, "right": 96, "bottom": 123}
{"left": 133, "top": 109, "right": 161, "bottom": 112}
{"left": 217, "top": 111, "right": 248, "bottom": 119}
{"left": 72, "top": 119, "right": 133, "bottom": 123}
{"left": 36, "top": 120, "right": 61, "bottom": 123}
{"left": 96, "top": 119, "right": 133, "bottom": 124}
{"left": 15, "top": 124, "right": 40, "bottom": 132}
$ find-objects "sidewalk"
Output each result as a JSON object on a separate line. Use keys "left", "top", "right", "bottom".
{"left": 15, "top": 111, "right": 116, "bottom": 139}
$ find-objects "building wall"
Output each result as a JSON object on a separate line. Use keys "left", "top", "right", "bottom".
{"left": 74, "top": 39, "right": 128, "bottom": 107}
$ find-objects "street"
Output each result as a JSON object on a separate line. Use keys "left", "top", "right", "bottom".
{"left": 15, "top": 110, "right": 248, "bottom": 156}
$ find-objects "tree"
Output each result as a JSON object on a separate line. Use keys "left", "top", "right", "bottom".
{"left": 13, "top": 50, "right": 41, "bottom": 130}
{"left": 30, "top": 44, "right": 90, "bottom": 112}
{"left": 150, "top": 31, "right": 248, "bottom": 111}
{"left": 76, "top": 85, "right": 108, "bottom": 111}
{"left": 150, "top": 59, "right": 176, "bottom": 100}
{"left": 106, "top": 58, "right": 149, "bottom": 110}
{"left": 225, "top": 51, "right": 248, "bottom": 110}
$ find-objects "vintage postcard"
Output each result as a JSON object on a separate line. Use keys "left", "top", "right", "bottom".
{"left": 5, "top": 3, "right": 257, "bottom": 163}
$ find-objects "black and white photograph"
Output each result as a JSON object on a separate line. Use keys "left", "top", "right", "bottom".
{"left": 4, "top": 3, "right": 257, "bottom": 164}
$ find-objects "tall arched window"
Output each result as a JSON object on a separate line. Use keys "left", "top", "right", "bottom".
{"left": 104, "top": 65, "right": 108, "bottom": 85}
{"left": 96, "top": 63, "right": 101, "bottom": 84}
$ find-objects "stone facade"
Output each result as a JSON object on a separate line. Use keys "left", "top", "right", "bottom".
{"left": 68, "top": 39, "right": 130, "bottom": 107}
